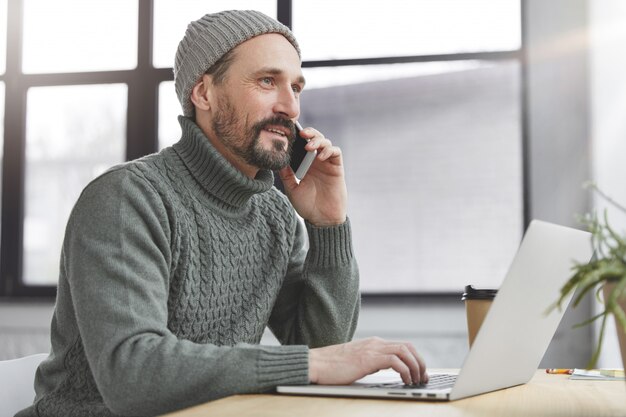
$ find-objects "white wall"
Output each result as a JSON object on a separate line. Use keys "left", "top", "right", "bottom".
{"left": 590, "top": 0, "right": 626, "bottom": 368}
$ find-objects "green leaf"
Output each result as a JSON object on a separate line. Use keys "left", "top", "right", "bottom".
{"left": 586, "top": 314, "right": 608, "bottom": 369}
{"left": 557, "top": 183, "right": 626, "bottom": 369}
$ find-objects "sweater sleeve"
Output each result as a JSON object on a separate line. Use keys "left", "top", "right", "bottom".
{"left": 268, "top": 216, "right": 361, "bottom": 348}
{"left": 64, "top": 168, "right": 309, "bottom": 416}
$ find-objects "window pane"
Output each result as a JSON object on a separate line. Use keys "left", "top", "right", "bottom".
{"left": 300, "top": 61, "right": 523, "bottom": 292}
{"left": 153, "top": 0, "right": 277, "bottom": 68}
{"left": 158, "top": 81, "right": 181, "bottom": 149}
{"left": 0, "top": 0, "right": 6, "bottom": 74}
{"left": 22, "top": 0, "right": 138, "bottom": 73}
{"left": 23, "top": 84, "right": 127, "bottom": 285}
{"left": 294, "top": 0, "right": 521, "bottom": 61}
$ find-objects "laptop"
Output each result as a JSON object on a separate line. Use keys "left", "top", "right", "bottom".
{"left": 277, "top": 220, "right": 593, "bottom": 401}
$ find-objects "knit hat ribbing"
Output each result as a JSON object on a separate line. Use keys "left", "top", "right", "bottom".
{"left": 174, "top": 10, "right": 301, "bottom": 118}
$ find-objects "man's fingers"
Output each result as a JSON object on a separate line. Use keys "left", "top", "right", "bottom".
{"left": 382, "top": 344, "right": 422, "bottom": 385}
{"left": 278, "top": 166, "right": 298, "bottom": 193}
{"left": 300, "top": 128, "right": 331, "bottom": 154}
{"left": 304, "top": 136, "right": 343, "bottom": 164}
{"left": 306, "top": 136, "right": 331, "bottom": 151}
{"left": 309, "top": 338, "right": 428, "bottom": 386}
{"left": 315, "top": 145, "right": 342, "bottom": 162}
{"left": 405, "top": 343, "right": 429, "bottom": 383}
{"left": 297, "top": 126, "right": 319, "bottom": 140}
{"left": 372, "top": 355, "right": 412, "bottom": 386}
{"left": 363, "top": 338, "right": 424, "bottom": 385}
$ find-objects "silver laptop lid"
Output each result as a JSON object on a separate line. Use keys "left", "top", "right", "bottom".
{"left": 450, "top": 220, "right": 592, "bottom": 400}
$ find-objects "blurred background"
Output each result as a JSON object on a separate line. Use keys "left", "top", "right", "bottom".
{"left": 0, "top": 0, "right": 624, "bottom": 369}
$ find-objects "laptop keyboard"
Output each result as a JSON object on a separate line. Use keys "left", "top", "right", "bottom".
{"left": 365, "top": 373, "right": 457, "bottom": 390}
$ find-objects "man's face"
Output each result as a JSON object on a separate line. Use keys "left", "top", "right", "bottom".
{"left": 209, "top": 33, "right": 305, "bottom": 171}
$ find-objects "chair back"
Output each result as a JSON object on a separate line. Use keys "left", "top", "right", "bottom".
{"left": 0, "top": 353, "right": 48, "bottom": 417}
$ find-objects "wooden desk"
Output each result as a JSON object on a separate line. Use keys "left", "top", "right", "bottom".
{"left": 163, "top": 370, "right": 626, "bottom": 417}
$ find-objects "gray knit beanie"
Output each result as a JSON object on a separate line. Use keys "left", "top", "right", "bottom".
{"left": 174, "top": 10, "right": 301, "bottom": 117}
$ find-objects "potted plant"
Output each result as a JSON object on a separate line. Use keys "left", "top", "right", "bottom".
{"left": 552, "top": 183, "right": 626, "bottom": 370}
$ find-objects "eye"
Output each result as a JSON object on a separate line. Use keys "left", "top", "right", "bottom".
{"left": 292, "top": 84, "right": 302, "bottom": 94}
{"left": 260, "top": 77, "right": 274, "bottom": 87}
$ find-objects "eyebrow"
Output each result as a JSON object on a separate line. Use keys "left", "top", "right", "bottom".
{"left": 256, "top": 67, "right": 306, "bottom": 87}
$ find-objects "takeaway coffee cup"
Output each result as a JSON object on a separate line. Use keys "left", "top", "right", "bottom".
{"left": 461, "top": 285, "right": 498, "bottom": 348}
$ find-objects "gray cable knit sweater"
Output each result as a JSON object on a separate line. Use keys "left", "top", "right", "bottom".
{"left": 17, "top": 116, "right": 360, "bottom": 417}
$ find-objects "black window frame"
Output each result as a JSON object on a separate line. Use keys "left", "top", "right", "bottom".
{"left": 0, "top": 0, "right": 529, "bottom": 299}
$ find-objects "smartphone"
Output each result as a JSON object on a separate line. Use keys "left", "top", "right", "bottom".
{"left": 290, "top": 121, "right": 317, "bottom": 179}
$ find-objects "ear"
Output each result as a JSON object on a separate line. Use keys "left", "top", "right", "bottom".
{"left": 190, "top": 74, "right": 214, "bottom": 113}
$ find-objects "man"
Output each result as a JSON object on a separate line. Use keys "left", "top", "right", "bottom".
{"left": 18, "top": 10, "right": 427, "bottom": 416}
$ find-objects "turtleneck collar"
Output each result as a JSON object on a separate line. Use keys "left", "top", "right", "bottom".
{"left": 172, "top": 116, "right": 275, "bottom": 212}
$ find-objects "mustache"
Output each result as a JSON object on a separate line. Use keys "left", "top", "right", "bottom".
{"left": 252, "top": 117, "right": 297, "bottom": 142}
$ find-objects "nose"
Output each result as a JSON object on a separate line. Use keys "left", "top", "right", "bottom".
{"left": 273, "top": 86, "right": 300, "bottom": 120}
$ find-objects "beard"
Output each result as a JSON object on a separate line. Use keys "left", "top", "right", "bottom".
{"left": 211, "top": 96, "right": 297, "bottom": 171}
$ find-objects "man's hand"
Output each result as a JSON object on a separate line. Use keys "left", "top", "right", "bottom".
{"left": 279, "top": 126, "right": 347, "bottom": 227}
{"left": 308, "top": 337, "right": 429, "bottom": 386}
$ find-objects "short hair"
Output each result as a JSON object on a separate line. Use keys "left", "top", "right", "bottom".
{"left": 204, "top": 47, "right": 237, "bottom": 86}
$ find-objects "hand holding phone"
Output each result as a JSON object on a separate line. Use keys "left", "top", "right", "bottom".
{"left": 289, "top": 121, "right": 317, "bottom": 179}
{"left": 280, "top": 122, "right": 347, "bottom": 226}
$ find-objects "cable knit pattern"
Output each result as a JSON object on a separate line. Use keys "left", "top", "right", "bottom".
{"left": 17, "top": 116, "right": 360, "bottom": 417}
{"left": 34, "top": 338, "right": 113, "bottom": 417}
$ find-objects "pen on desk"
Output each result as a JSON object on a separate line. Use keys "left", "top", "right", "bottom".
{"left": 546, "top": 368, "right": 573, "bottom": 375}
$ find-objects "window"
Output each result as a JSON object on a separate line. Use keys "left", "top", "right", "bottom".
{"left": 293, "top": 0, "right": 521, "bottom": 60}
{"left": 1, "top": 0, "right": 525, "bottom": 297}
{"left": 152, "top": 0, "right": 277, "bottom": 68}
{"left": 1, "top": 0, "right": 143, "bottom": 295}
{"left": 23, "top": 84, "right": 127, "bottom": 285}
{"left": 300, "top": 61, "right": 523, "bottom": 292}
{"left": 22, "top": 0, "right": 138, "bottom": 73}
{"left": 158, "top": 81, "right": 179, "bottom": 149}
{"left": 293, "top": 1, "right": 524, "bottom": 293}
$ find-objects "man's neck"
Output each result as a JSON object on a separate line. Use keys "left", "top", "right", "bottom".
{"left": 194, "top": 114, "right": 259, "bottom": 179}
